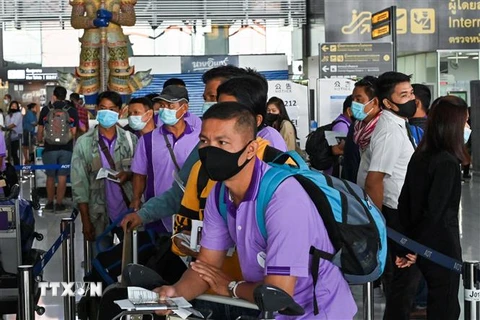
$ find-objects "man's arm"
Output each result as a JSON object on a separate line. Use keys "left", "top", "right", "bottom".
{"left": 131, "top": 173, "right": 146, "bottom": 209}
{"left": 364, "top": 171, "right": 386, "bottom": 210}
{"left": 37, "top": 125, "right": 44, "bottom": 144}
{"left": 71, "top": 140, "right": 95, "bottom": 240}
{"left": 137, "top": 144, "right": 200, "bottom": 223}
{"left": 171, "top": 248, "right": 226, "bottom": 300}
{"left": 235, "top": 275, "right": 297, "bottom": 303}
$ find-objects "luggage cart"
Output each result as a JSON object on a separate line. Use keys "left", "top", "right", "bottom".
{"left": 0, "top": 186, "right": 45, "bottom": 316}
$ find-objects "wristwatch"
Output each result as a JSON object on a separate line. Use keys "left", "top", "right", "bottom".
{"left": 227, "top": 281, "right": 238, "bottom": 298}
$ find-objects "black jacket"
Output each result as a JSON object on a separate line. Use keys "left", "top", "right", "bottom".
{"left": 397, "top": 150, "right": 462, "bottom": 259}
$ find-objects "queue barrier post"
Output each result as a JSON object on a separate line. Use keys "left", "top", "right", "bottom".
{"left": 83, "top": 239, "right": 93, "bottom": 276}
{"left": 17, "top": 265, "right": 35, "bottom": 320}
{"left": 61, "top": 218, "right": 76, "bottom": 320}
{"left": 363, "top": 281, "right": 374, "bottom": 320}
{"left": 464, "top": 261, "right": 480, "bottom": 320}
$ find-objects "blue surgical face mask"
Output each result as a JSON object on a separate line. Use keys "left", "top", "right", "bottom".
{"left": 202, "top": 102, "right": 216, "bottom": 115}
{"left": 128, "top": 115, "right": 147, "bottom": 131}
{"left": 96, "top": 109, "right": 119, "bottom": 129}
{"left": 160, "top": 106, "right": 184, "bottom": 126}
{"left": 351, "top": 99, "right": 374, "bottom": 121}
{"left": 464, "top": 126, "right": 472, "bottom": 144}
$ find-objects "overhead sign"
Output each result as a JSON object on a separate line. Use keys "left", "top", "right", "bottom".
{"left": 371, "top": 7, "right": 393, "bottom": 40}
{"left": 180, "top": 55, "right": 239, "bottom": 73}
{"left": 371, "top": 9, "right": 390, "bottom": 25}
{"left": 319, "top": 42, "right": 394, "bottom": 79}
{"left": 324, "top": 0, "right": 480, "bottom": 51}
{"left": 7, "top": 68, "right": 57, "bottom": 81}
{"left": 372, "top": 24, "right": 391, "bottom": 39}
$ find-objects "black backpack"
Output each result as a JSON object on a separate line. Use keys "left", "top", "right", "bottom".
{"left": 305, "top": 119, "right": 348, "bottom": 170}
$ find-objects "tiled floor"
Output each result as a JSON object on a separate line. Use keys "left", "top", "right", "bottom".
{"left": 3, "top": 175, "right": 480, "bottom": 319}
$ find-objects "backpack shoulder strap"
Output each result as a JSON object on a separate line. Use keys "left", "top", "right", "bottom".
{"left": 197, "top": 164, "right": 209, "bottom": 201}
{"left": 218, "top": 183, "right": 228, "bottom": 222}
{"left": 255, "top": 166, "right": 297, "bottom": 240}
{"left": 125, "top": 131, "right": 133, "bottom": 157}
{"left": 144, "top": 131, "right": 155, "bottom": 200}
{"left": 262, "top": 145, "right": 284, "bottom": 163}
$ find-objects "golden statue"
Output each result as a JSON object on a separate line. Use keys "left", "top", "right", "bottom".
{"left": 59, "top": 0, "right": 152, "bottom": 110}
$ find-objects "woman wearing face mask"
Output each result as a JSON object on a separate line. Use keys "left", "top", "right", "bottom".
{"left": 125, "top": 97, "right": 156, "bottom": 136}
{"left": 384, "top": 95, "right": 470, "bottom": 320}
{"left": 4, "top": 101, "right": 23, "bottom": 165}
{"left": 265, "top": 97, "right": 298, "bottom": 151}
{"left": 71, "top": 91, "right": 137, "bottom": 247}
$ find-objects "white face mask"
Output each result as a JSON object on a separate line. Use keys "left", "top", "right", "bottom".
{"left": 3, "top": 99, "right": 9, "bottom": 105}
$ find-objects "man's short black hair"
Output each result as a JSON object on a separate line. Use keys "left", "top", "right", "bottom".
{"left": 4, "top": 94, "right": 11, "bottom": 100}
{"left": 343, "top": 95, "right": 353, "bottom": 113}
{"left": 70, "top": 92, "right": 80, "bottom": 102}
{"left": 129, "top": 97, "right": 153, "bottom": 110}
{"left": 163, "top": 78, "right": 186, "bottom": 89}
{"left": 376, "top": 72, "right": 412, "bottom": 106}
{"left": 203, "top": 101, "right": 257, "bottom": 140}
{"left": 202, "top": 65, "right": 248, "bottom": 84}
{"left": 97, "top": 91, "right": 122, "bottom": 109}
{"left": 27, "top": 103, "right": 36, "bottom": 110}
{"left": 144, "top": 93, "right": 160, "bottom": 102}
{"left": 216, "top": 75, "right": 268, "bottom": 122}
{"left": 53, "top": 86, "right": 67, "bottom": 101}
{"left": 412, "top": 84, "right": 431, "bottom": 112}
{"left": 355, "top": 76, "right": 378, "bottom": 100}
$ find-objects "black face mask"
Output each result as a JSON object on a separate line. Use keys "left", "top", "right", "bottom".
{"left": 389, "top": 99, "right": 416, "bottom": 118}
{"left": 198, "top": 141, "right": 253, "bottom": 182}
{"left": 265, "top": 113, "right": 279, "bottom": 126}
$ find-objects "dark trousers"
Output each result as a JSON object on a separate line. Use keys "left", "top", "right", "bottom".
{"left": 384, "top": 257, "right": 460, "bottom": 320}
{"left": 383, "top": 204, "right": 461, "bottom": 320}
{"left": 10, "top": 139, "right": 20, "bottom": 165}
{"left": 381, "top": 206, "right": 402, "bottom": 298}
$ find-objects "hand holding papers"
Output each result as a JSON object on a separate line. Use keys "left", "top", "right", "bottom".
{"left": 96, "top": 167, "right": 121, "bottom": 183}
{"left": 324, "top": 131, "right": 347, "bottom": 146}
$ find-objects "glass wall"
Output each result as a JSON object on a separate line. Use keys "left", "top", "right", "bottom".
{"left": 438, "top": 50, "right": 480, "bottom": 106}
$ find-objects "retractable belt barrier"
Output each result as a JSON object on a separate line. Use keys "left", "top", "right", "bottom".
{"left": 32, "top": 209, "right": 79, "bottom": 277}
{"left": 387, "top": 227, "right": 463, "bottom": 274}
{"left": 14, "top": 164, "right": 71, "bottom": 171}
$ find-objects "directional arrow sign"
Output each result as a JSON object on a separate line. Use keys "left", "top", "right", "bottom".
{"left": 318, "top": 42, "right": 393, "bottom": 79}
{"left": 321, "top": 45, "right": 329, "bottom": 52}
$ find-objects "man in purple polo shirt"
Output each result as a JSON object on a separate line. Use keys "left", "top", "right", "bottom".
{"left": 130, "top": 85, "right": 200, "bottom": 233}
{"left": 156, "top": 102, "right": 357, "bottom": 319}
{"left": 72, "top": 91, "right": 136, "bottom": 250}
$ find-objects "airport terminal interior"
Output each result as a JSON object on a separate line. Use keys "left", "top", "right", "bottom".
{"left": 1, "top": 0, "right": 480, "bottom": 319}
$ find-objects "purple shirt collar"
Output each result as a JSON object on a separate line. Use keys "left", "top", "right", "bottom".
{"left": 159, "top": 117, "right": 194, "bottom": 136}
{"left": 224, "top": 157, "right": 263, "bottom": 213}
{"left": 99, "top": 132, "right": 117, "bottom": 147}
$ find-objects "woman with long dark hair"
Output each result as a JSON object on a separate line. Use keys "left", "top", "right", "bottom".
{"left": 384, "top": 95, "right": 470, "bottom": 320}
{"left": 5, "top": 101, "right": 23, "bottom": 165}
{"left": 265, "top": 97, "right": 298, "bottom": 151}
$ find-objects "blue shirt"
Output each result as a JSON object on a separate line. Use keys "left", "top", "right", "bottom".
{"left": 23, "top": 110, "right": 36, "bottom": 133}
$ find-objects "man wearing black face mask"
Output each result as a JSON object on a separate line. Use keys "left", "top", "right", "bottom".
{"left": 155, "top": 101, "right": 357, "bottom": 319}
{"left": 357, "top": 72, "right": 416, "bottom": 308}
